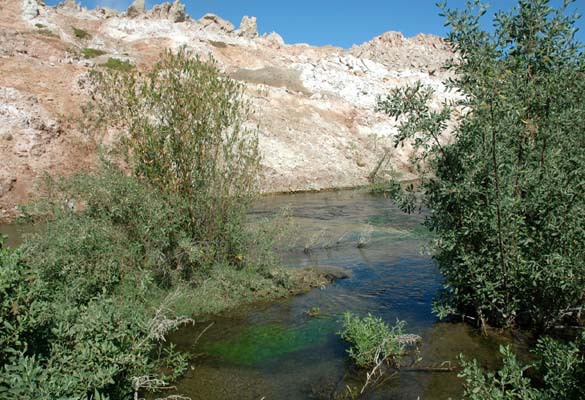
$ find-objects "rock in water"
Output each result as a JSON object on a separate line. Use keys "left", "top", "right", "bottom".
{"left": 127, "top": 0, "right": 145, "bottom": 18}
{"left": 237, "top": 16, "right": 258, "bottom": 39}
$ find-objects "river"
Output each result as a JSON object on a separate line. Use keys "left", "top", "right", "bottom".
{"left": 163, "top": 190, "right": 521, "bottom": 399}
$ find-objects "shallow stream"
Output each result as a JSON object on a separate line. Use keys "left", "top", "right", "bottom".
{"left": 164, "top": 190, "right": 524, "bottom": 399}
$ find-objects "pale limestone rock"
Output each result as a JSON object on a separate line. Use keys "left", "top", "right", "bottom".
{"left": 60, "top": 0, "right": 78, "bottom": 9}
{"left": 149, "top": 1, "right": 187, "bottom": 23}
{"left": 127, "top": 0, "right": 145, "bottom": 18}
{"left": 199, "top": 13, "right": 234, "bottom": 33}
{"left": 264, "top": 32, "right": 285, "bottom": 47}
{"left": 22, "top": 0, "right": 42, "bottom": 20}
{"left": 95, "top": 7, "right": 120, "bottom": 18}
{"left": 350, "top": 31, "right": 451, "bottom": 72}
{"left": 237, "top": 16, "right": 258, "bottom": 39}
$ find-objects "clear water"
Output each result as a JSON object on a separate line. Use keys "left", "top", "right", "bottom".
{"left": 0, "top": 191, "right": 525, "bottom": 399}
{"left": 165, "top": 190, "right": 524, "bottom": 400}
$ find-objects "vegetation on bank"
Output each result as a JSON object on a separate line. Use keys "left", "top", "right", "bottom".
{"left": 376, "top": 0, "right": 584, "bottom": 397}
{"left": 460, "top": 334, "right": 585, "bottom": 400}
{"left": 0, "top": 50, "right": 327, "bottom": 399}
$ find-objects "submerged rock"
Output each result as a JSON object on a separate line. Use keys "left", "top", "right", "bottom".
{"left": 311, "top": 265, "right": 352, "bottom": 281}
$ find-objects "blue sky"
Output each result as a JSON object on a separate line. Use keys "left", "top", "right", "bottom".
{"left": 46, "top": 0, "right": 585, "bottom": 48}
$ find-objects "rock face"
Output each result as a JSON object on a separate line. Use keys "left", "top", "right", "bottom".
{"left": 149, "top": 1, "right": 187, "bottom": 23}
{"left": 237, "top": 16, "right": 258, "bottom": 39}
{"left": 199, "top": 13, "right": 235, "bottom": 33}
{"left": 1, "top": 0, "right": 457, "bottom": 222}
{"left": 60, "top": 0, "right": 78, "bottom": 9}
{"left": 0, "top": 87, "right": 60, "bottom": 159}
{"left": 127, "top": 0, "right": 145, "bottom": 18}
{"left": 350, "top": 31, "right": 452, "bottom": 72}
{"left": 21, "top": 0, "right": 41, "bottom": 19}
{"left": 263, "top": 32, "right": 285, "bottom": 47}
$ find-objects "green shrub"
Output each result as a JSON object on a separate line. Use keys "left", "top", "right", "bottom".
{"left": 34, "top": 23, "right": 46, "bottom": 28}
{"left": 82, "top": 47, "right": 107, "bottom": 59}
{"left": 459, "top": 345, "right": 538, "bottom": 400}
{"left": 89, "top": 49, "right": 260, "bottom": 266}
{"left": 378, "top": 0, "right": 585, "bottom": 330}
{"left": 100, "top": 57, "right": 134, "bottom": 72}
{"left": 339, "top": 312, "right": 407, "bottom": 368}
{"left": 459, "top": 334, "right": 585, "bottom": 400}
{"left": 72, "top": 27, "right": 91, "bottom": 40}
{"left": 36, "top": 29, "right": 58, "bottom": 38}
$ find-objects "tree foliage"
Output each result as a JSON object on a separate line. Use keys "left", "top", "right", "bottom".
{"left": 89, "top": 48, "right": 261, "bottom": 266}
{"left": 378, "top": 0, "right": 585, "bottom": 330}
{"left": 459, "top": 334, "right": 585, "bottom": 400}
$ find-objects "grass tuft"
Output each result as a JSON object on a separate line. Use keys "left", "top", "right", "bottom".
{"left": 101, "top": 57, "right": 134, "bottom": 72}
{"left": 82, "top": 48, "right": 107, "bottom": 59}
{"left": 72, "top": 27, "right": 91, "bottom": 40}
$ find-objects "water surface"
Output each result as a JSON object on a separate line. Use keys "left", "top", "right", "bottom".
{"left": 167, "top": 190, "right": 521, "bottom": 399}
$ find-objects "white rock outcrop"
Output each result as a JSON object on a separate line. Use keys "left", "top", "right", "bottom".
{"left": 237, "top": 16, "right": 258, "bottom": 39}
{"left": 199, "top": 13, "right": 235, "bottom": 34}
{"left": 127, "top": 0, "right": 145, "bottom": 18}
{"left": 149, "top": 1, "right": 187, "bottom": 23}
{"left": 263, "top": 32, "right": 285, "bottom": 47}
{"left": 22, "top": 0, "right": 42, "bottom": 20}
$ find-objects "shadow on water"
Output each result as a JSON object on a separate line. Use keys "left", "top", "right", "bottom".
{"left": 163, "top": 190, "right": 526, "bottom": 400}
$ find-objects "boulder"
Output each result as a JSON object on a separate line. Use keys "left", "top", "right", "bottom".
{"left": 199, "top": 13, "right": 235, "bottom": 34}
{"left": 237, "top": 16, "right": 258, "bottom": 39}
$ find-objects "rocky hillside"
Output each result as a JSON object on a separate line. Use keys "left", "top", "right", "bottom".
{"left": 0, "top": 0, "right": 456, "bottom": 222}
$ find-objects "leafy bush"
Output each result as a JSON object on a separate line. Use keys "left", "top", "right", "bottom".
{"left": 1, "top": 173, "right": 198, "bottom": 398}
{"left": 460, "top": 334, "right": 585, "bottom": 400}
{"left": 89, "top": 49, "right": 260, "bottom": 266}
{"left": 1, "top": 166, "right": 298, "bottom": 398}
{"left": 378, "top": 0, "right": 585, "bottom": 330}
{"left": 339, "top": 312, "right": 407, "bottom": 368}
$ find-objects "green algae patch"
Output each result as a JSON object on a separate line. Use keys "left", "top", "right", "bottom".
{"left": 206, "top": 318, "right": 338, "bottom": 366}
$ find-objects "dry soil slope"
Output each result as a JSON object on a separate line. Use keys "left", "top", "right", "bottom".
{"left": 0, "top": 0, "right": 456, "bottom": 222}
